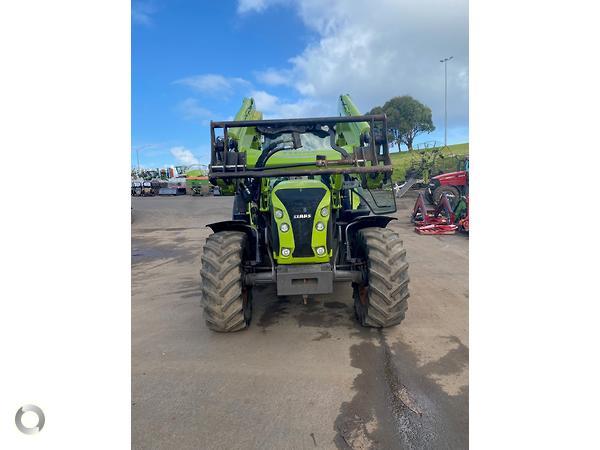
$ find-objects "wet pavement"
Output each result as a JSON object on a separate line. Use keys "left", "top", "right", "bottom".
{"left": 132, "top": 193, "right": 468, "bottom": 449}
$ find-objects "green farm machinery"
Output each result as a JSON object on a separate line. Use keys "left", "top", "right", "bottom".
{"left": 185, "top": 164, "right": 211, "bottom": 195}
{"left": 200, "top": 95, "right": 409, "bottom": 332}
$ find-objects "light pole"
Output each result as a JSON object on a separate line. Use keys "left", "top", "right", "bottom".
{"left": 440, "top": 56, "right": 453, "bottom": 148}
{"left": 132, "top": 144, "right": 153, "bottom": 174}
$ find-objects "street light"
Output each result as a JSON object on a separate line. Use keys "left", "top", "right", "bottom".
{"left": 440, "top": 56, "right": 453, "bottom": 148}
{"left": 132, "top": 144, "right": 153, "bottom": 173}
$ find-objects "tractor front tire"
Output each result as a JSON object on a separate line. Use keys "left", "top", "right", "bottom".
{"left": 353, "top": 227, "right": 410, "bottom": 328}
{"left": 200, "top": 231, "right": 252, "bottom": 332}
{"left": 433, "top": 185, "right": 460, "bottom": 208}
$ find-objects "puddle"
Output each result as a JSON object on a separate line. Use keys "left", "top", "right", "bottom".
{"left": 334, "top": 333, "right": 468, "bottom": 449}
{"left": 256, "top": 294, "right": 290, "bottom": 330}
{"left": 132, "top": 237, "right": 198, "bottom": 265}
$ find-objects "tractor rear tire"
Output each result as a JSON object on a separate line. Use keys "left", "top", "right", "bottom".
{"left": 200, "top": 231, "right": 252, "bottom": 332}
{"left": 353, "top": 227, "right": 410, "bottom": 328}
{"left": 433, "top": 185, "right": 460, "bottom": 208}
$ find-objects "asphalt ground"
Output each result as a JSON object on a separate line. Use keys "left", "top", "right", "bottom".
{"left": 132, "top": 191, "right": 468, "bottom": 449}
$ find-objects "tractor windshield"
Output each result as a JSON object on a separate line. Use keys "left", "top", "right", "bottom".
{"left": 262, "top": 129, "right": 333, "bottom": 153}
{"left": 298, "top": 131, "right": 332, "bottom": 151}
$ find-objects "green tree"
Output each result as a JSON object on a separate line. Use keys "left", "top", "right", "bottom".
{"left": 368, "top": 96, "right": 435, "bottom": 151}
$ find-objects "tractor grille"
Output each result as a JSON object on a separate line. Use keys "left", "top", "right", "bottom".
{"left": 275, "top": 187, "right": 326, "bottom": 258}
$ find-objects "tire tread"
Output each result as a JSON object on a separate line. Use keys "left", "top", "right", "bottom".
{"left": 200, "top": 231, "right": 248, "bottom": 332}
{"left": 354, "top": 227, "right": 410, "bottom": 328}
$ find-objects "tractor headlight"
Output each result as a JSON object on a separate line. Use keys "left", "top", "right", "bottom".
{"left": 280, "top": 223, "right": 290, "bottom": 232}
{"left": 281, "top": 248, "right": 291, "bottom": 257}
{"left": 316, "top": 246, "right": 326, "bottom": 256}
{"left": 320, "top": 207, "right": 329, "bottom": 217}
{"left": 315, "top": 222, "right": 325, "bottom": 231}
{"left": 274, "top": 209, "right": 284, "bottom": 219}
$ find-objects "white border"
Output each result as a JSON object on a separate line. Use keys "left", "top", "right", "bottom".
{"left": 471, "top": 0, "right": 600, "bottom": 447}
{"left": 1, "top": 0, "right": 599, "bottom": 447}
{"left": 0, "top": 1, "right": 130, "bottom": 447}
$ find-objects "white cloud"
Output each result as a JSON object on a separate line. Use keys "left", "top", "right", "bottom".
{"left": 170, "top": 146, "right": 199, "bottom": 165}
{"left": 237, "top": 0, "right": 266, "bottom": 13}
{"left": 237, "top": 0, "right": 288, "bottom": 14}
{"left": 176, "top": 98, "right": 212, "bottom": 120}
{"left": 174, "top": 74, "right": 250, "bottom": 97}
{"left": 250, "top": 90, "right": 279, "bottom": 111}
{"left": 237, "top": 0, "right": 468, "bottom": 128}
{"left": 249, "top": 90, "right": 324, "bottom": 119}
{"left": 255, "top": 68, "right": 292, "bottom": 86}
{"left": 132, "top": 1, "right": 157, "bottom": 26}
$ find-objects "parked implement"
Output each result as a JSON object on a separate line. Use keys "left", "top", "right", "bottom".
{"left": 185, "top": 164, "right": 211, "bottom": 195}
{"left": 200, "top": 95, "right": 410, "bottom": 332}
{"left": 424, "top": 156, "right": 468, "bottom": 206}
{"left": 131, "top": 180, "right": 142, "bottom": 196}
{"left": 159, "top": 177, "right": 187, "bottom": 196}
{"left": 142, "top": 181, "right": 154, "bottom": 196}
{"left": 187, "top": 176, "right": 211, "bottom": 195}
{"left": 426, "top": 169, "right": 468, "bottom": 208}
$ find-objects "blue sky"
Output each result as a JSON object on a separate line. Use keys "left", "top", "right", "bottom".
{"left": 132, "top": 0, "right": 469, "bottom": 168}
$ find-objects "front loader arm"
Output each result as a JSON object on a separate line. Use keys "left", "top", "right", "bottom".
{"left": 336, "top": 94, "right": 370, "bottom": 148}
{"left": 228, "top": 97, "right": 263, "bottom": 152}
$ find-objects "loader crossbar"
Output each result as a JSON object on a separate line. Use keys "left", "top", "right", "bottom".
{"left": 209, "top": 114, "right": 391, "bottom": 178}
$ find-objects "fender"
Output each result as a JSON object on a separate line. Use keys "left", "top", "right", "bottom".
{"left": 431, "top": 170, "right": 467, "bottom": 187}
{"left": 206, "top": 220, "right": 260, "bottom": 264}
{"left": 344, "top": 215, "right": 397, "bottom": 262}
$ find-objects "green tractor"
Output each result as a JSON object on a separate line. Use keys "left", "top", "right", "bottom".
{"left": 200, "top": 95, "right": 409, "bottom": 332}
